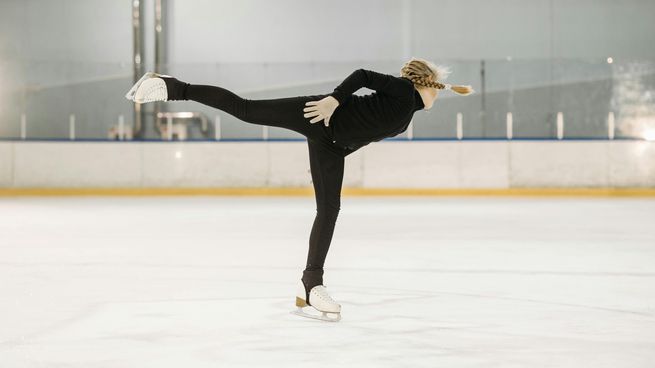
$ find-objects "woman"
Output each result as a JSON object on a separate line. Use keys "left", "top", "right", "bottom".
{"left": 125, "top": 57, "right": 473, "bottom": 322}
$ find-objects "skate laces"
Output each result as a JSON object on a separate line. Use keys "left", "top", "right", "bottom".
{"left": 312, "top": 285, "right": 336, "bottom": 304}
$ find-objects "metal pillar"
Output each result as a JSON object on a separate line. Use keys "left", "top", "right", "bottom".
{"left": 154, "top": 0, "right": 168, "bottom": 128}
{"left": 131, "top": 0, "right": 145, "bottom": 138}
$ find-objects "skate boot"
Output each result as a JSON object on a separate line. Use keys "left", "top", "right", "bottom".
{"left": 125, "top": 71, "right": 188, "bottom": 103}
{"left": 291, "top": 280, "right": 341, "bottom": 322}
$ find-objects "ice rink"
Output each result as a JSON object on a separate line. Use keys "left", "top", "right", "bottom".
{"left": 1, "top": 195, "right": 654, "bottom": 367}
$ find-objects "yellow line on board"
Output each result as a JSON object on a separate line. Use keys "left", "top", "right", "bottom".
{"left": 1, "top": 187, "right": 655, "bottom": 197}
{"left": 343, "top": 187, "right": 655, "bottom": 197}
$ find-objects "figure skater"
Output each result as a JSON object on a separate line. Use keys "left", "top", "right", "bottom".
{"left": 125, "top": 57, "right": 474, "bottom": 322}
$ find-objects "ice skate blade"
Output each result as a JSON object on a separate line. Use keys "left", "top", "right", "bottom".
{"left": 291, "top": 307, "right": 341, "bottom": 322}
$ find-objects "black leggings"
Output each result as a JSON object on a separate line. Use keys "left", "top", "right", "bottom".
{"left": 183, "top": 83, "right": 348, "bottom": 291}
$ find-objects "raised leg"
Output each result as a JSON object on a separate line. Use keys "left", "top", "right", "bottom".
{"left": 183, "top": 83, "right": 331, "bottom": 141}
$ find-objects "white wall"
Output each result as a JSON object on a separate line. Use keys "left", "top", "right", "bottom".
{"left": 2, "top": 0, "right": 653, "bottom": 66}
{"left": 1, "top": 140, "right": 653, "bottom": 189}
{"left": 0, "top": 0, "right": 130, "bottom": 63}
{"left": 170, "top": 0, "right": 655, "bottom": 63}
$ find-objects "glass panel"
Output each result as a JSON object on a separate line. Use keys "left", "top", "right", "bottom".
{"left": 1, "top": 59, "right": 654, "bottom": 141}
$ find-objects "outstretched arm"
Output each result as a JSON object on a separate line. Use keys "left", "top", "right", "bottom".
{"left": 329, "top": 68, "right": 412, "bottom": 104}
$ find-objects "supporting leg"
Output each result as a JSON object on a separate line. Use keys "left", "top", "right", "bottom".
{"left": 301, "top": 138, "right": 345, "bottom": 298}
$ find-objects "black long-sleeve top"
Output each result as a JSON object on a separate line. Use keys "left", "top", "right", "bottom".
{"left": 327, "top": 68, "right": 425, "bottom": 152}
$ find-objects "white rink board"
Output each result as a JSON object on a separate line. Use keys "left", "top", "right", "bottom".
{"left": 1, "top": 140, "right": 654, "bottom": 188}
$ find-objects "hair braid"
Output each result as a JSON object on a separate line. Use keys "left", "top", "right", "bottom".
{"left": 400, "top": 57, "right": 474, "bottom": 96}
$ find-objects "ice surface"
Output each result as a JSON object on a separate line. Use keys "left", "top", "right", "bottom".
{"left": 1, "top": 196, "right": 654, "bottom": 367}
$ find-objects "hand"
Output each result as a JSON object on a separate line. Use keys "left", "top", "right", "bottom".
{"left": 303, "top": 96, "right": 339, "bottom": 127}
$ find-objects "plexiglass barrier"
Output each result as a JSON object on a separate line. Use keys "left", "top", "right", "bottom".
{"left": 0, "top": 59, "right": 653, "bottom": 141}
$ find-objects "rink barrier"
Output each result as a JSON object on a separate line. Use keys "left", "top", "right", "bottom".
{"left": 1, "top": 140, "right": 654, "bottom": 190}
{"left": 1, "top": 187, "right": 655, "bottom": 197}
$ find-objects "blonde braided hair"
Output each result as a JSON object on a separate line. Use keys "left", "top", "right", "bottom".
{"left": 400, "top": 57, "right": 474, "bottom": 96}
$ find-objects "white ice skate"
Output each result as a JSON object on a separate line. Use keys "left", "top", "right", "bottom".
{"left": 291, "top": 280, "right": 341, "bottom": 322}
{"left": 125, "top": 71, "right": 173, "bottom": 103}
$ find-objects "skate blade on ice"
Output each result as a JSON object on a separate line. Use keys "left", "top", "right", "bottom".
{"left": 291, "top": 307, "right": 341, "bottom": 322}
